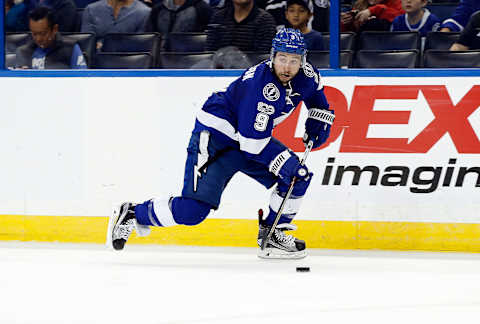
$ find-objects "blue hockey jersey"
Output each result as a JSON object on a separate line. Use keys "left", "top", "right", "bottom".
{"left": 194, "top": 60, "right": 329, "bottom": 168}
{"left": 390, "top": 9, "right": 441, "bottom": 36}
{"left": 440, "top": 0, "right": 480, "bottom": 32}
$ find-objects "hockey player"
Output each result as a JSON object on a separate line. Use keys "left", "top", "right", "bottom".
{"left": 106, "top": 27, "right": 335, "bottom": 259}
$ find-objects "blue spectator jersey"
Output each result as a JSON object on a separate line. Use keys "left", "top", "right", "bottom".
{"left": 391, "top": 9, "right": 441, "bottom": 36}
{"left": 440, "top": 0, "right": 480, "bottom": 31}
{"left": 194, "top": 60, "right": 329, "bottom": 168}
{"left": 32, "top": 44, "right": 87, "bottom": 69}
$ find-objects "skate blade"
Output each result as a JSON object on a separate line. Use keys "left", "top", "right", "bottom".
{"left": 106, "top": 204, "right": 122, "bottom": 250}
{"left": 257, "top": 248, "right": 307, "bottom": 260}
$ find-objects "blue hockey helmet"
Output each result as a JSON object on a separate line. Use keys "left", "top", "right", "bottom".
{"left": 271, "top": 28, "right": 307, "bottom": 64}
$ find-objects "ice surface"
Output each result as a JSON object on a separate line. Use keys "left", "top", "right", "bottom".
{"left": 1, "top": 242, "right": 480, "bottom": 324}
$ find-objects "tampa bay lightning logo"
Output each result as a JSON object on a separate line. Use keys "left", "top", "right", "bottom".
{"left": 263, "top": 83, "right": 280, "bottom": 102}
{"left": 303, "top": 62, "right": 315, "bottom": 78}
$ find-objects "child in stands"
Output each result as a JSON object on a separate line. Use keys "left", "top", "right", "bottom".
{"left": 285, "top": 0, "right": 324, "bottom": 50}
{"left": 391, "top": 0, "right": 440, "bottom": 36}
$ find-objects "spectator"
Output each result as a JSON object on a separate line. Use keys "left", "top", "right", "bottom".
{"left": 205, "top": 0, "right": 277, "bottom": 52}
{"left": 5, "top": 0, "right": 28, "bottom": 32}
{"left": 81, "top": 0, "right": 151, "bottom": 50}
{"left": 440, "top": 0, "right": 480, "bottom": 32}
{"left": 257, "top": 0, "right": 288, "bottom": 27}
{"left": 285, "top": 0, "right": 324, "bottom": 50}
{"left": 203, "top": 0, "right": 225, "bottom": 9}
{"left": 15, "top": 7, "right": 87, "bottom": 69}
{"left": 312, "top": 0, "right": 329, "bottom": 32}
{"left": 25, "top": 0, "right": 78, "bottom": 32}
{"left": 75, "top": 0, "right": 98, "bottom": 8}
{"left": 450, "top": 10, "right": 480, "bottom": 50}
{"left": 144, "top": 0, "right": 212, "bottom": 35}
{"left": 341, "top": 0, "right": 404, "bottom": 32}
{"left": 341, "top": 0, "right": 368, "bottom": 32}
{"left": 390, "top": 0, "right": 440, "bottom": 37}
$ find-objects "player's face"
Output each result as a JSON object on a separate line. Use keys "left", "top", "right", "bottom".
{"left": 30, "top": 18, "right": 58, "bottom": 49}
{"left": 286, "top": 4, "right": 312, "bottom": 29}
{"left": 401, "top": 0, "right": 426, "bottom": 13}
{"left": 273, "top": 52, "right": 302, "bottom": 84}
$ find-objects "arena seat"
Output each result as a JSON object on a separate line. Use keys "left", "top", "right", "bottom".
{"left": 6, "top": 32, "right": 31, "bottom": 54}
{"left": 424, "top": 32, "right": 461, "bottom": 50}
{"left": 321, "top": 32, "right": 356, "bottom": 50}
{"left": 165, "top": 32, "right": 208, "bottom": 52}
{"left": 308, "top": 50, "right": 353, "bottom": 68}
{"left": 102, "top": 33, "right": 161, "bottom": 53}
{"left": 62, "top": 32, "right": 95, "bottom": 67}
{"left": 244, "top": 52, "right": 270, "bottom": 65}
{"left": 158, "top": 52, "right": 215, "bottom": 69}
{"left": 102, "top": 33, "right": 161, "bottom": 66}
{"left": 423, "top": 50, "right": 480, "bottom": 68}
{"left": 358, "top": 31, "right": 421, "bottom": 50}
{"left": 354, "top": 50, "right": 419, "bottom": 68}
{"left": 94, "top": 52, "right": 153, "bottom": 69}
{"left": 5, "top": 53, "right": 16, "bottom": 69}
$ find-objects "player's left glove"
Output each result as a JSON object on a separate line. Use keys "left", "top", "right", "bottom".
{"left": 303, "top": 108, "right": 335, "bottom": 149}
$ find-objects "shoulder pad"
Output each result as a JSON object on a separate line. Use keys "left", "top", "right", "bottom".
{"left": 242, "top": 61, "right": 269, "bottom": 82}
{"left": 302, "top": 62, "right": 322, "bottom": 90}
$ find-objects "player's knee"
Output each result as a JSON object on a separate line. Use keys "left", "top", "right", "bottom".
{"left": 171, "top": 197, "right": 212, "bottom": 226}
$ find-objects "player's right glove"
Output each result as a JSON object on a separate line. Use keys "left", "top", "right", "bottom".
{"left": 303, "top": 108, "right": 335, "bottom": 149}
{"left": 269, "top": 150, "right": 310, "bottom": 185}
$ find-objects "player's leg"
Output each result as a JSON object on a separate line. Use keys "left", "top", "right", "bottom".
{"left": 243, "top": 160, "right": 313, "bottom": 259}
{"left": 107, "top": 130, "right": 239, "bottom": 250}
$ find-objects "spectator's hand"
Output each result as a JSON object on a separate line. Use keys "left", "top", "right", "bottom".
{"left": 440, "top": 27, "right": 451, "bottom": 32}
{"left": 355, "top": 9, "right": 371, "bottom": 24}
{"left": 341, "top": 12, "right": 354, "bottom": 25}
{"left": 450, "top": 42, "right": 469, "bottom": 51}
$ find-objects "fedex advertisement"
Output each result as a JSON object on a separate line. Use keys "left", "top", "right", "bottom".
{"left": 268, "top": 77, "right": 480, "bottom": 223}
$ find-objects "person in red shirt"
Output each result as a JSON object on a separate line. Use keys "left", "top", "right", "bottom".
{"left": 341, "top": 0, "right": 404, "bottom": 32}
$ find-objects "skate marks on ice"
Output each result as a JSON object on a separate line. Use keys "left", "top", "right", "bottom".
{"left": 1, "top": 242, "right": 480, "bottom": 324}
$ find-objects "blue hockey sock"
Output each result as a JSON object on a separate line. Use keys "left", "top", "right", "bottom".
{"left": 135, "top": 197, "right": 211, "bottom": 227}
{"left": 264, "top": 207, "right": 293, "bottom": 226}
{"left": 135, "top": 200, "right": 163, "bottom": 226}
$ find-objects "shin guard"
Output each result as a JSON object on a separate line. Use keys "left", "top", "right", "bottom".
{"left": 265, "top": 174, "right": 313, "bottom": 225}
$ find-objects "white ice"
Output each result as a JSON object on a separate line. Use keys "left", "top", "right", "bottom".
{"left": 1, "top": 242, "right": 480, "bottom": 324}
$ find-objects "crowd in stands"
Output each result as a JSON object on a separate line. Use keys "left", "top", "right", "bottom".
{"left": 4, "top": 0, "right": 480, "bottom": 68}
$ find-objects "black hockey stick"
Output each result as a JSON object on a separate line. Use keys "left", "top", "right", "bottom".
{"left": 260, "top": 140, "right": 314, "bottom": 251}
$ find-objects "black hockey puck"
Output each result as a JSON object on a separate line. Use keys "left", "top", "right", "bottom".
{"left": 296, "top": 267, "right": 310, "bottom": 272}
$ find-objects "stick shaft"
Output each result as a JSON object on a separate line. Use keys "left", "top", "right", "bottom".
{"left": 260, "top": 141, "right": 313, "bottom": 250}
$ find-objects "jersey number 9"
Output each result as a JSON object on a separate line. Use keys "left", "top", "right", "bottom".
{"left": 254, "top": 112, "right": 269, "bottom": 132}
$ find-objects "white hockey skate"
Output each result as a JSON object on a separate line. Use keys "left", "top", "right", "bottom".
{"left": 106, "top": 202, "right": 150, "bottom": 250}
{"left": 257, "top": 210, "right": 307, "bottom": 259}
